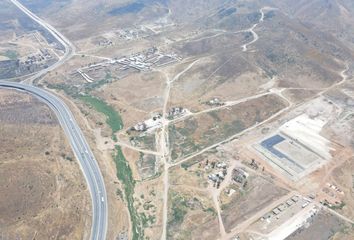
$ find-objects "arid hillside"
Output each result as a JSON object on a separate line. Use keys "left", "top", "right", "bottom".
{"left": 0, "top": 89, "right": 91, "bottom": 239}
{"left": 1, "top": 0, "right": 354, "bottom": 239}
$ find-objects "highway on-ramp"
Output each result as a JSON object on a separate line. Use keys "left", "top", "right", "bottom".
{"left": 0, "top": 81, "right": 108, "bottom": 240}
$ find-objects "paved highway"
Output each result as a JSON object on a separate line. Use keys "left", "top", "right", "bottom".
{"left": 0, "top": 81, "right": 108, "bottom": 240}
{"left": 10, "top": 0, "right": 75, "bottom": 84}
{"left": 6, "top": 1, "right": 108, "bottom": 239}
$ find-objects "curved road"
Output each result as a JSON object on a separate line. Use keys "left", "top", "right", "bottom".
{"left": 10, "top": 0, "right": 75, "bottom": 84}
{"left": 6, "top": 1, "right": 108, "bottom": 239}
{"left": 0, "top": 81, "right": 108, "bottom": 240}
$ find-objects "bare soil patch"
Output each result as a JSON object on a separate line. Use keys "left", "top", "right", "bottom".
{"left": 220, "top": 174, "right": 288, "bottom": 233}
{"left": 0, "top": 89, "right": 90, "bottom": 239}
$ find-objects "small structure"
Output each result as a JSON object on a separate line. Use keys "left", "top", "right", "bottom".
{"left": 168, "top": 107, "right": 186, "bottom": 118}
{"left": 250, "top": 159, "right": 259, "bottom": 170}
{"left": 208, "top": 169, "right": 227, "bottom": 186}
{"left": 272, "top": 208, "right": 281, "bottom": 215}
{"left": 132, "top": 114, "right": 162, "bottom": 132}
{"left": 216, "top": 171, "right": 225, "bottom": 180}
{"left": 277, "top": 204, "right": 287, "bottom": 212}
{"left": 207, "top": 97, "right": 224, "bottom": 106}
{"left": 208, "top": 174, "right": 218, "bottom": 182}
{"left": 216, "top": 162, "right": 227, "bottom": 169}
{"left": 308, "top": 194, "right": 316, "bottom": 199}
{"left": 133, "top": 122, "right": 147, "bottom": 131}
{"left": 232, "top": 168, "right": 249, "bottom": 183}
{"left": 286, "top": 200, "right": 294, "bottom": 206}
{"left": 291, "top": 195, "right": 299, "bottom": 203}
{"left": 302, "top": 201, "right": 310, "bottom": 208}
{"left": 261, "top": 212, "right": 273, "bottom": 221}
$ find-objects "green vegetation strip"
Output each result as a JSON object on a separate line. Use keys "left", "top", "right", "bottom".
{"left": 48, "top": 81, "right": 143, "bottom": 238}
{"left": 80, "top": 95, "right": 143, "bottom": 239}
{"left": 79, "top": 95, "right": 123, "bottom": 133}
{"left": 114, "top": 146, "right": 143, "bottom": 240}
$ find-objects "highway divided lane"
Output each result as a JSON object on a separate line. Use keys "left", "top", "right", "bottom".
{"left": 0, "top": 81, "right": 108, "bottom": 240}
{"left": 7, "top": 1, "right": 107, "bottom": 239}
{"left": 10, "top": 0, "right": 75, "bottom": 84}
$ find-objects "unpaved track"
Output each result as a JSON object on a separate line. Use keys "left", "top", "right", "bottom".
{"left": 158, "top": 8, "right": 271, "bottom": 239}
{"left": 241, "top": 8, "right": 265, "bottom": 52}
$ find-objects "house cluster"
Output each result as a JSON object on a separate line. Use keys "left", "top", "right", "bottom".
{"left": 326, "top": 182, "right": 344, "bottom": 195}
{"left": 208, "top": 161, "right": 228, "bottom": 188}
{"left": 115, "top": 53, "right": 152, "bottom": 71}
{"left": 319, "top": 182, "right": 345, "bottom": 208}
{"left": 168, "top": 107, "right": 186, "bottom": 119}
{"left": 77, "top": 47, "right": 180, "bottom": 81}
{"left": 132, "top": 114, "right": 163, "bottom": 132}
{"left": 206, "top": 97, "right": 225, "bottom": 107}
{"left": 113, "top": 47, "right": 178, "bottom": 71}
{"left": 23, "top": 48, "right": 52, "bottom": 66}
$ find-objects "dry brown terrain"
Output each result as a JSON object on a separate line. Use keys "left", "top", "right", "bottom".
{"left": 286, "top": 212, "right": 353, "bottom": 240}
{"left": 167, "top": 187, "right": 219, "bottom": 240}
{"left": 220, "top": 175, "right": 288, "bottom": 232}
{"left": 97, "top": 70, "right": 167, "bottom": 127}
{"left": 169, "top": 94, "right": 287, "bottom": 162}
{"left": 1, "top": 0, "right": 354, "bottom": 239}
{"left": 0, "top": 89, "right": 90, "bottom": 239}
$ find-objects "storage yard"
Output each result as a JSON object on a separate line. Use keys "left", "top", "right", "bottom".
{"left": 249, "top": 195, "right": 315, "bottom": 237}
{"left": 254, "top": 113, "right": 334, "bottom": 181}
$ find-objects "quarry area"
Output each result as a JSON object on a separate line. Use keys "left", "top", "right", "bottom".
{"left": 1, "top": 0, "right": 354, "bottom": 240}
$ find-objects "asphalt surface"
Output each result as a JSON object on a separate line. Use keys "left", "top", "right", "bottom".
{"left": 10, "top": 0, "right": 75, "bottom": 84}
{"left": 0, "top": 81, "right": 108, "bottom": 240}
{"left": 6, "top": 1, "right": 108, "bottom": 239}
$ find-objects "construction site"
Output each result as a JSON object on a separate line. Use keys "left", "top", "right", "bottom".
{"left": 254, "top": 107, "right": 336, "bottom": 181}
